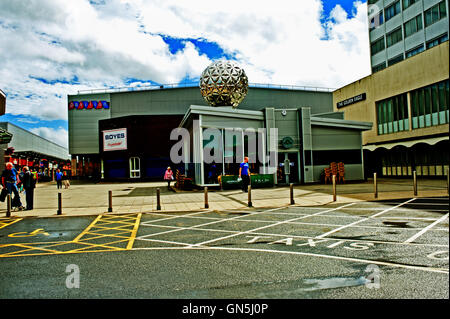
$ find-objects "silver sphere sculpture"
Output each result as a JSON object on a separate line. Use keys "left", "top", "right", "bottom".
{"left": 199, "top": 60, "right": 248, "bottom": 108}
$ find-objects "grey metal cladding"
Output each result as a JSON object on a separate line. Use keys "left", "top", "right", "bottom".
{"left": 69, "top": 87, "right": 332, "bottom": 155}
{"left": 3, "top": 122, "right": 69, "bottom": 159}
{"left": 311, "top": 127, "right": 363, "bottom": 150}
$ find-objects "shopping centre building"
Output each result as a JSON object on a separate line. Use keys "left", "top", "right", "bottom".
{"left": 68, "top": 84, "right": 372, "bottom": 184}
{"left": 67, "top": 0, "right": 449, "bottom": 184}
{"left": 335, "top": 0, "right": 449, "bottom": 178}
{"left": 0, "top": 122, "right": 71, "bottom": 180}
{"left": 1, "top": 88, "right": 70, "bottom": 180}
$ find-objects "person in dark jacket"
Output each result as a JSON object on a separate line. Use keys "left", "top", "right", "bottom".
{"left": 1, "top": 162, "right": 24, "bottom": 211}
{"left": 20, "top": 166, "right": 36, "bottom": 210}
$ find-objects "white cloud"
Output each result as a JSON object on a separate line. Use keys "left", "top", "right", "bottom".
{"left": 0, "top": 0, "right": 371, "bottom": 122}
{"left": 30, "top": 126, "right": 68, "bottom": 148}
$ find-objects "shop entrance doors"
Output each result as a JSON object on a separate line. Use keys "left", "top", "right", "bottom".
{"left": 277, "top": 152, "right": 299, "bottom": 185}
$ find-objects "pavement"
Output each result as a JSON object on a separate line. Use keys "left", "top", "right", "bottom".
{"left": 0, "top": 177, "right": 448, "bottom": 218}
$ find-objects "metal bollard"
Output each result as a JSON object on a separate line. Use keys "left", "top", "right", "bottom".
{"left": 290, "top": 183, "right": 295, "bottom": 205}
{"left": 248, "top": 185, "right": 252, "bottom": 207}
{"left": 156, "top": 188, "right": 161, "bottom": 210}
{"left": 108, "top": 190, "right": 113, "bottom": 213}
{"left": 204, "top": 187, "right": 209, "bottom": 209}
{"left": 6, "top": 194, "right": 11, "bottom": 217}
{"left": 413, "top": 171, "right": 417, "bottom": 196}
{"left": 374, "top": 173, "right": 378, "bottom": 199}
{"left": 332, "top": 175, "right": 337, "bottom": 202}
{"left": 57, "top": 192, "right": 62, "bottom": 215}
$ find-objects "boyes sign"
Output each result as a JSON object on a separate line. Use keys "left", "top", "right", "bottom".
{"left": 169, "top": 120, "right": 279, "bottom": 174}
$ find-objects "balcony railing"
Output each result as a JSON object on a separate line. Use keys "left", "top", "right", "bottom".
{"left": 77, "top": 82, "right": 336, "bottom": 94}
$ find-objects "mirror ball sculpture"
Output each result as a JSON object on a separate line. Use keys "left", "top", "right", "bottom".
{"left": 199, "top": 60, "right": 248, "bottom": 108}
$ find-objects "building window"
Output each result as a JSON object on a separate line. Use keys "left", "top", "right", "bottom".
{"left": 376, "top": 93, "right": 409, "bottom": 135}
{"left": 404, "top": 14, "right": 423, "bottom": 38}
{"left": 403, "top": 0, "right": 417, "bottom": 10}
{"left": 386, "top": 27, "right": 403, "bottom": 47}
{"left": 424, "top": 0, "right": 447, "bottom": 27}
{"left": 406, "top": 44, "right": 424, "bottom": 58}
{"left": 385, "top": 1, "right": 401, "bottom": 21}
{"left": 129, "top": 157, "right": 140, "bottom": 178}
{"left": 368, "top": 0, "right": 378, "bottom": 5}
{"left": 411, "top": 80, "right": 449, "bottom": 129}
{"left": 370, "top": 11, "right": 384, "bottom": 30}
{"left": 388, "top": 54, "right": 404, "bottom": 66}
{"left": 426, "top": 33, "right": 448, "bottom": 49}
{"left": 371, "top": 36, "right": 385, "bottom": 55}
{"left": 372, "top": 62, "right": 386, "bottom": 73}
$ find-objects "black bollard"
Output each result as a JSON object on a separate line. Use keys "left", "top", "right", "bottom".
{"left": 108, "top": 190, "right": 113, "bottom": 213}
{"left": 204, "top": 187, "right": 209, "bottom": 209}
{"left": 156, "top": 188, "right": 161, "bottom": 210}
{"left": 57, "top": 192, "right": 62, "bottom": 215}
{"left": 290, "top": 183, "right": 295, "bottom": 205}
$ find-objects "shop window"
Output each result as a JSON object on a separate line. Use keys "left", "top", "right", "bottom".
{"left": 129, "top": 157, "right": 140, "bottom": 178}
{"left": 312, "top": 150, "right": 362, "bottom": 165}
{"left": 410, "top": 79, "right": 449, "bottom": 129}
{"left": 223, "top": 128, "right": 243, "bottom": 176}
{"left": 376, "top": 93, "right": 409, "bottom": 135}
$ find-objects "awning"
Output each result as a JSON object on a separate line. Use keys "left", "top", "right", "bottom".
{"left": 364, "top": 136, "right": 449, "bottom": 151}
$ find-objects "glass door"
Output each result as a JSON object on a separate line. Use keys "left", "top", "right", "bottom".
{"left": 129, "top": 157, "right": 140, "bottom": 178}
{"left": 277, "top": 153, "right": 299, "bottom": 184}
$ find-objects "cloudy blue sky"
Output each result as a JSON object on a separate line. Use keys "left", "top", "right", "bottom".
{"left": 0, "top": 0, "right": 371, "bottom": 149}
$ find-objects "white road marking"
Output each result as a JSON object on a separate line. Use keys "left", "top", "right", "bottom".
{"left": 427, "top": 250, "right": 449, "bottom": 260}
{"left": 136, "top": 206, "right": 286, "bottom": 240}
{"left": 187, "top": 203, "right": 356, "bottom": 248}
{"left": 315, "top": 198, "right": 416, "bottom": 239}
{"left": 404, "top": 213, "right": 450, "bottom": 244}
{"left": 136, "top": 238, "right": 192, "bottom": 246}
{"left": 137, "top": 222, "right": 449, "bottom": 247}
{"left": 131, "top": 246, "right": 449, "bottom": 274}
{"left": 244, "top": 231, "right": 449, "bottom": 247}
{"left": 146, "top": 217, "right": 448, "bottom": 232}
{"left": 157, "top": 211, "right": 444, "bottom": 222}
{"left": 140, "top": 211, "right": 210, "bottom": 224}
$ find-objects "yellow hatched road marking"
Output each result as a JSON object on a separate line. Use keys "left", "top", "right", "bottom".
{"left": 0, "top": 218, "right": 23, "bottom": 229}
{"left": 90, "top": 224, "right": 136, "bottom": 232}
{"left": 127, "top": 213, "right": 142, "bottom": 250}
{"left": 72, "top": 215, "right": 102, "bottom": 243}
{"left": 0, "top": 213, "right": 142, "bottom": 258}
{"left": 68, "top": 241, "right": 127, "bottom": 252}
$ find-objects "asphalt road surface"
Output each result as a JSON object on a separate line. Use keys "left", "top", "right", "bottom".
{"left": 0, "top": 196, "right": 448, "bottom": 300}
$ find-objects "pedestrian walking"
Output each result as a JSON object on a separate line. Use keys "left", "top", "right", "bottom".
{"left": 1, "top": 162, "right": 25, "bottom": 211}
{"left": 20, "top": 166, "right": 36, "bottom": 210}
{"left": 164, "top": 167, "right": 174, "bottom": 190}
{"left": 63, "top": 172, "right": 70, "bottom": 189}
{"left": 239, "top": 157, "right": 251, "bottom": 192}
{"left": 55, "top": 169, "right": 63, "bottom": 189}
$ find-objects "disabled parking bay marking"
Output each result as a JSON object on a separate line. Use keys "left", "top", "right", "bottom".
{"left": 8, "top": 228, "right": 49, "bottom": 238}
